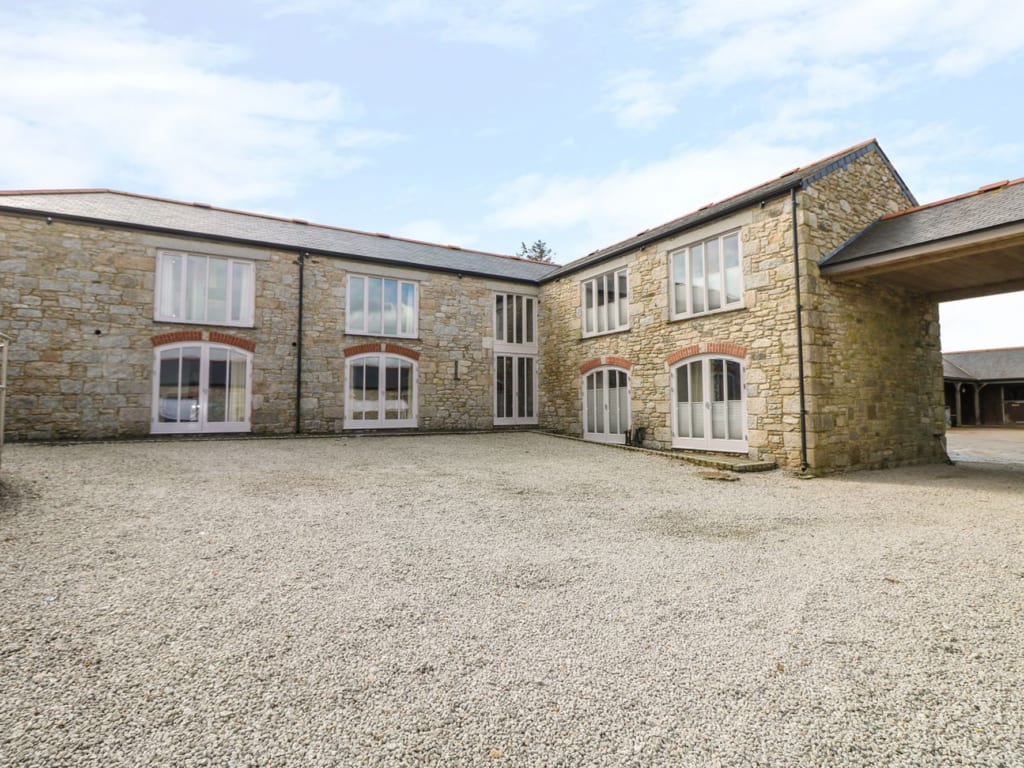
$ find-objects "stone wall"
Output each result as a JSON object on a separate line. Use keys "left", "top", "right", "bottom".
{"left": 538, "top": 146, "right": 945, "bottom": 472}
{"left": 798, "top": 152, "right": 946, "bottom": 470}
{"left": 538, "top": 197, "right": 802, "bottom": 465}
{"left": 0, "top": 210, "right": 533, "bottom": 440}
{"left": 0, "top": 211, "right": 299, "bottom": 440}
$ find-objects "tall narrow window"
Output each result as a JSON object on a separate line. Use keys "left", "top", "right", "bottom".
{"left": 346, "top": 275, "right": 418, "bottom": 338}
{"left": 493, "top": 292, "right": 539, "bottom": 425}
{"left": 156, "top": 251, "right": 255, "bottom": 327}
{"left": 670, "top": 232, "right": 743, "bottom": 318}
{"left": 581, "top": 267, "right": 629, "bottom": 337}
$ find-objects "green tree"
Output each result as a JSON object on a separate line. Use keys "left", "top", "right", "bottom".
{"left": 516, "top": 239, "right": 555, "bottom": 263}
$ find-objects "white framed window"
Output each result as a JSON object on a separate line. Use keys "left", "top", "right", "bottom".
{"left": 152, "top": 343, "right": 252, "bottom": 434}
{"left": 494, "top": 293, "right": 537, "bottom": 350}
{"left": 493, "top": 292, "right": 538, "bottom": 424}
{"left": 155, "top": 250, "right": 254, "bottom": 327}
{"left": 494, "top": 354, "right": 537, "bottom": 425}
{"left": 671, "top": 355, "right": 746, "bottom": 452}
{"left": 583, "top": 367, "right": 630, "bottom": 444}
{"left": 582, "top": 267, "right": 629, "bottom": 337}
{"left": 344, "top": 353, "right": 417, "bottom": 429}
{"left": 670, "top": 231, "right": 742, "bottom": 318}
{"left": 346, "top": 275, "right": 418, "bottom": 338}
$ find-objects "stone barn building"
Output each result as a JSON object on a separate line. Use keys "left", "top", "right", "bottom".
{"left": 2, "top": 139, "right": 1020, "bottom": 472}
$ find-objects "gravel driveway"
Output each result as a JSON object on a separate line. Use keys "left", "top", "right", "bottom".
{"left": 1, "top": 433, "right": 1022, "bottom": 767}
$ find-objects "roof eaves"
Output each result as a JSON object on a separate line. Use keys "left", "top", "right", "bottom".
{"left": 0, "top": 203, "right": 552, "bottom": 284}
{"left": 819, "top": 217, "right": 883, "bottom": 266}
{"left": 541, "top": 139, "right": 897, "bottom": 283}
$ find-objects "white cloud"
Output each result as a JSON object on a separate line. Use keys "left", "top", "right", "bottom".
{"left": 601, "top": 70, "right": 679, "bottom": 130}
{"left": 0, "top": 7, "right": 380, "bottom": 205}
{"left": 258, "top": 0, "right": 594, "bottom": 49}
{"left": 485, "top": 137, "right": 821, "bottom": 259}
{"left": 940, "top": 292, "right": 1024, "bottom": 351}
{"left": 395, "top": 218, "right": 481, "bottom": 249}
{"left": 605, "top": 0, "right": 1024, "bottom": 130}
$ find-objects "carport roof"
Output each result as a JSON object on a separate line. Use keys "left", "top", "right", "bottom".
{"left": 820, "top": 178, "right": 1024, "bottom": 301}
{"left": 0, "top": 189, "right": 559, "bottom": 283}
{"left": 943, "top": 347, "right": 1024, "bottom": 381}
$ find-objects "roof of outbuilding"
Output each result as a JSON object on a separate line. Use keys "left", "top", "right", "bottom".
{"left": 542, "top": 139, "right": 915, "bottom": 281}
{"left": 0, "top": 189, "right": 559, "bottom": 283}
{"left": 943, "top": 347, "right": 1024, "bottom": 381}
{"left": 821, "top": 178, "right": 1024, "bottom": 267}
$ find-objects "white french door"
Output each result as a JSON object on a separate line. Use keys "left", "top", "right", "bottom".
{"left": 583, "top": 367, "right": 630, "bottom": 444}
{"left": 672, "top": 355, "right": 746, "bottom": 452}
{"left": 494, "top": 354, "right": 537, "bottom": 425}
{"left": 152, "top": 344, "right": 252, "bottom": 434}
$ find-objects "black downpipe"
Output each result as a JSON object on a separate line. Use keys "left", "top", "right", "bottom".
{"left": 791, "top": 188, "right": 810, "bottom": 472}
{"left": 295, "top": 251, "right": 306, "bottom": 434}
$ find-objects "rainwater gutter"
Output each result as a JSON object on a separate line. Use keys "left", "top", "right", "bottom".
{"left": 295, "top": 250, "right": 307, "bottom": 434}
{"left": 791, "top": 187, "right": 810, "bottom": 472}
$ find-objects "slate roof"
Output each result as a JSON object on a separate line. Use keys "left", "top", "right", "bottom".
{"left": 822, "top": 178, "right": 1024, "bottom": 267}
{"left": 0, "top": 189, "right": 559, "bottom": 283}
{"left": 542, "top": 139, "right": 915, "bottom": 281}
{"left": 943, "top": 347, "right": 1024, "bottom": 381}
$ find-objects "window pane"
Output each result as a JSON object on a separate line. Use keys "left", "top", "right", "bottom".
{"left": 584, "top": 282, "right": 594, "bottom": 334}
{"left": 596, "top": 277, "right": 607, "bottom": 333}
{"left": 675, "top": 365, "right": 690, "bottom": 437}
{"left": 724, "top": 234, "right": 741, "bottom": 305}
{"left": 227, "top": 352, "right": 247, "bottom": 422}
{"left": 706, "top": 239, "right": 721, "bottom": 311}
{"left": 382, "top": 279, "right": 399, "bottom": 336}
{"left": 186, "top": 256, "right": 207, "bottom": 322}
{"left": 207, "top": 257, "right": 228, "bottom": 324}
{"left": 158, "top": 253, "right": 182, "bottom": 320}
{"left": 595, "top": 372, "right": 605, "bottom": 433}
{"left": 503, "top": 357, "right": 514, "bottom": 417}
{"left": 671, "top": 254, "right": 687, "bottom": 315}
{"left": 516, "top": 356, "right": 527, "bottom": 418}
{"left": 207, "top": 346, "right": 228, "bottom": 422}
{"left": 349, "top": 277, "right": 365, "bottom": 332}
{"left": 367, "top": 278, "right": 382, "bottom": 334}
{"left": 524, "top": 357, "right": 534, "bottom": 417}
{"left": 689, "top": 246, "right": 705, "bottom": 314}
{"left": 231, "top": 261, "right": 251, "bottom": 324}
{"left": 617, "top": 271, "right": 628, "bottom": 327}
{"left": 495, "top": 295, "right": 504, "bottom": 341}
{"left": 400, "top": 282, "right": 416, "bottom": 335}
{"left": 690, "top": 361, "right": 704, "bottom": 438}
{"left": 586, "top": 373, "right": 596, "bottom": 432}
{"left": 525, "top": 298, "right": 534, "bottom": 344}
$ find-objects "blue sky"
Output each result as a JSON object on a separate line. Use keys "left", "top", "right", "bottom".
{"left": 1, "top": 0, "right": 1022, "bottom": 351}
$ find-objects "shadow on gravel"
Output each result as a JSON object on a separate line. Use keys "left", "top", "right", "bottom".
{"left": 823, "top": 460, "right": 1024, "bottom": 495}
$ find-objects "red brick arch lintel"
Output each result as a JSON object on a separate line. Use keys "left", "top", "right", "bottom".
{"left": 579, "top": 355, "right": 633, "bottom": 375}
{"left": 666, "top": 342, "right": 747, "bottom": 366}
{"left": 343, "top": 342, "right": 421, "bottom": 361}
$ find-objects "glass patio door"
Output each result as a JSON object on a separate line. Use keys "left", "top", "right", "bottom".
{"left": 583, "top": 367, "right": 630, "bottom": 444}
{"left": 153, "top": 344, "right": 251, "bottom": 434}
{"left": 672, "top": 356, "right": 746, "bottom": 452}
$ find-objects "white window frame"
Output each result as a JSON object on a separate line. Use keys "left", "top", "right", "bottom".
{"left": 346, "top": 274, "right": 419, "bottom": 338}
{"left": 494, "top": 354, "right": 538, "bottom": 426}
{"left": 582, "top": 366, "right": 631, "bottom": 444}
{"left": 493, "top": 292, "right": 539, "bottom": 425}
{"left": 155, "top": 250, "right": 255, "bottom": 327}
{"left": 344, "top": 352, "right": 418, "bottom": 429}
{"left": 581, "top": 267, "right": 629, "bottom": 338}
{"left": 151, "top": 342, "right": 252, "bottom": 434}
{"left": 494, "top": 292, "right": 538, "bottom": 351}
{"left": 670, "top": 354, "right": 747, "bottom": 453}
{"left": 669, "top": 230, "right": 743, "bottom": 319}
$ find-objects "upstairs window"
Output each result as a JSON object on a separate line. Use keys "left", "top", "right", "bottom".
{"left": 581, "top": 267, "right": 629, "bottom": 337}
{"left": 494, "top": 293, "right": 537, "bottom": 350}
{"left": 347, "top": 275, "right": 418, "bottom": 338}
{"left": 156, "top": 251, "right": 254, "bottom": 327}
{"left": 670, "top": 231, "right": 742, "bottom": 318}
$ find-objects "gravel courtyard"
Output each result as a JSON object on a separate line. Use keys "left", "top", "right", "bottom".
{"left": 1, "top": 433, "right": 1022, "bottom": 768}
